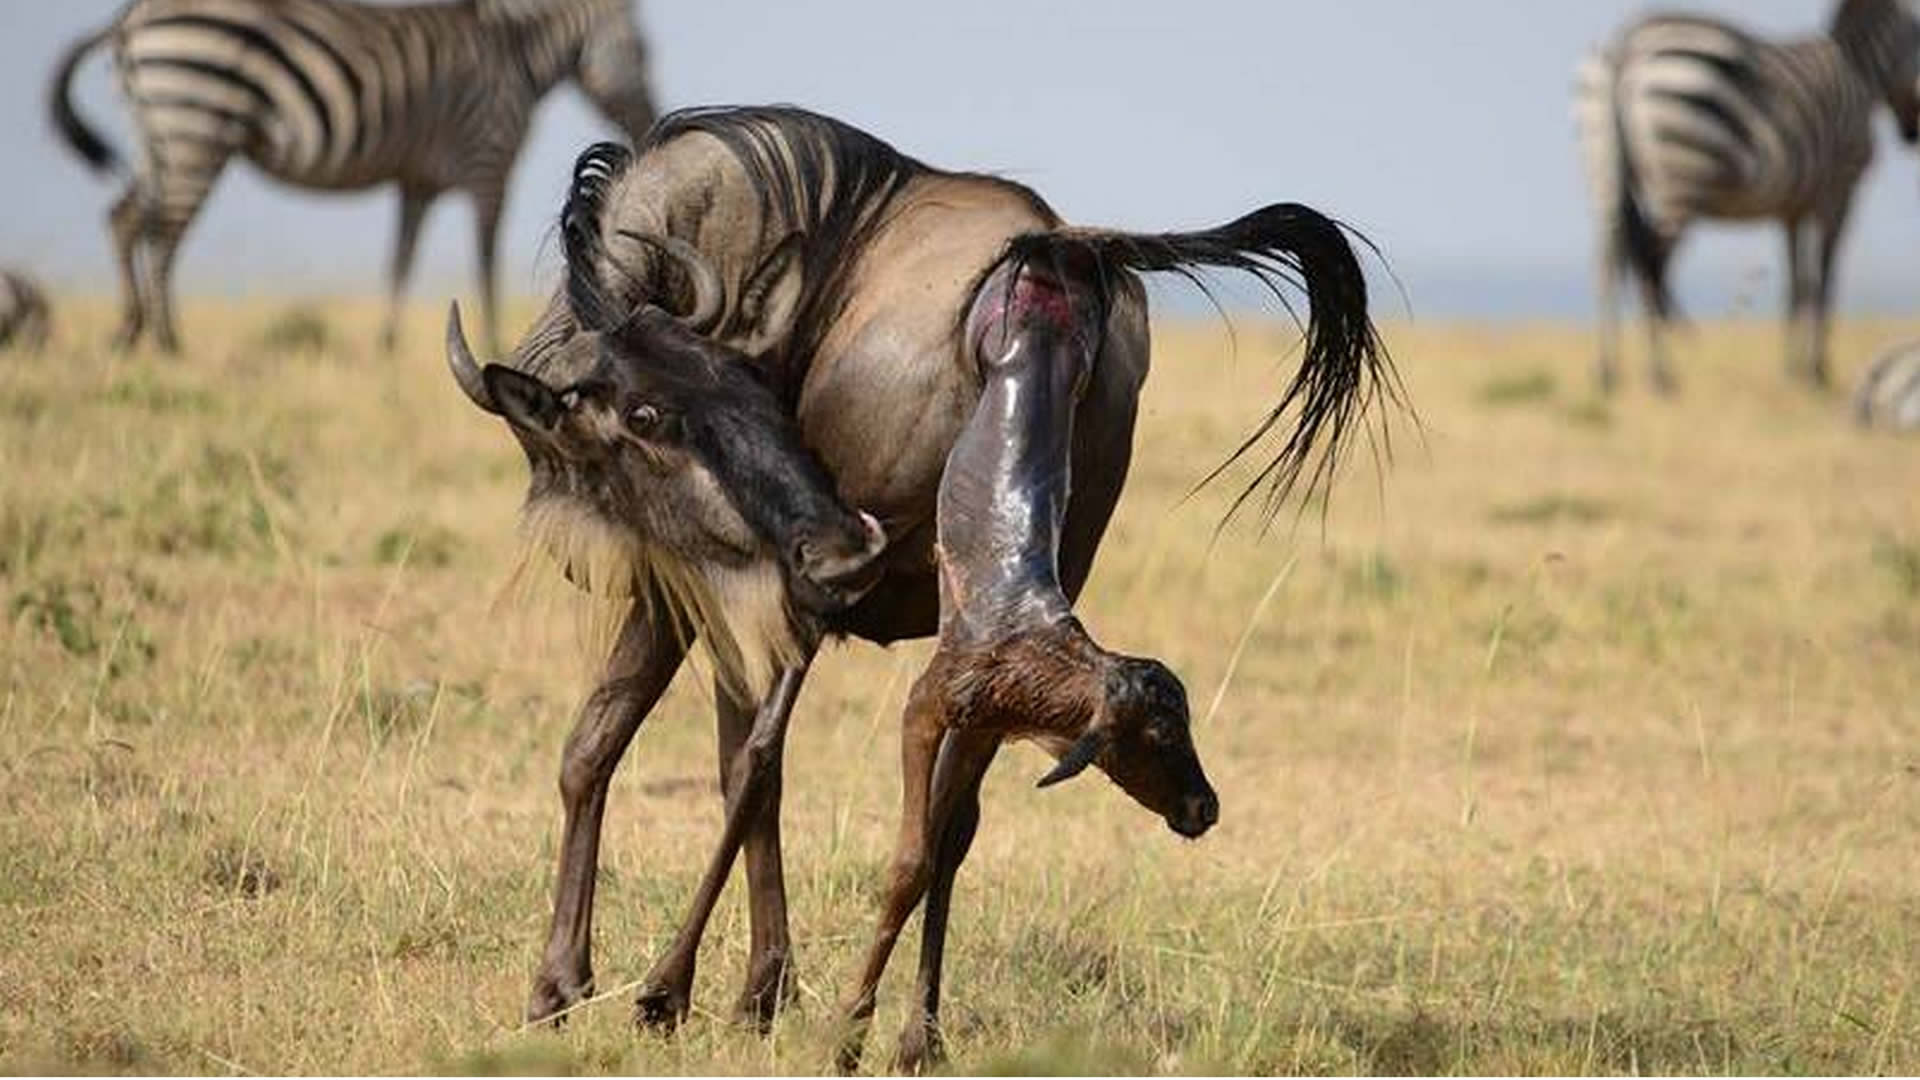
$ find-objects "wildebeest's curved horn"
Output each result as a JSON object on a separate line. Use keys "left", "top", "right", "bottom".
{"left": 620, "top": 230, "right": 724, "bottom": 333}
{"left": 446, "top": 302, "right": 499, "bottom": 414}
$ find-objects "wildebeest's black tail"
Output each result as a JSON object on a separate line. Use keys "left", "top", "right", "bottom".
{"left": 49, "top": 25, "right": 120, "bottom": 174}
{"left": 997, "top": 203, "right": 1403, "bottom": 522}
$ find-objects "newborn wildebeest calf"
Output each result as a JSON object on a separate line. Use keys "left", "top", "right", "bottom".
{"left": 452, "top": 106, "right": 1398, "bottom": 1070}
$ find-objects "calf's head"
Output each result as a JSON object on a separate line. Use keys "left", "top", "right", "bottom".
{"left": 447, "top": 302, "right": 887, "bottom": 620}
{"left": 1038, "top": 657, "right": 1220, "bottom": 839}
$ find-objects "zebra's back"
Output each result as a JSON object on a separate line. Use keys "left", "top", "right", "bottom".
{"left": 114, "top": 0, "right": 508, "bottom": 191}
{"left": 1588, "top": 14, "right": 1877, "bottom": 229}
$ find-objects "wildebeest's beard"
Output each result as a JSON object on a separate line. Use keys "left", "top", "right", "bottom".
{"left": 447, "top": 304, "right": 886, "bottom": 694}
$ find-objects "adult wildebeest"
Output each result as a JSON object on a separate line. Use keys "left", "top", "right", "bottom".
{"left": 1575, "top": 0, "right": 1920, "bottom": 392}
{"left": 0, "top": 270, "right": 52, "bottom": 351}
{"left": 49, "top": 0, "right": 656, "bottom": 354}
{"left": 449, "top": 106, "right": 1396, "bottom": 1069}
{"left": 1854, "top": 338, "right": 1920, "bottom": 428}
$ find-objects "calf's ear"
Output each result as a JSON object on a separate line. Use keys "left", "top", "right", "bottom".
{"left": 483, "top": 366, "right": 564, "bottom": 432}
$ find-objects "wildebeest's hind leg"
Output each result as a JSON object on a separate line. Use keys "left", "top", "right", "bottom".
{"left": 635, "top": 659, "right": 813, "bottom": 1030}
{"left": 527, "top": 598, "right": 689, "bottom": 1026}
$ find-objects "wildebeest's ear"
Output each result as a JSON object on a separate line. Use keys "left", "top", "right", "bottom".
{"left": 483, "top": 365, "right": 563, "bottom": 432}
{"left": 1036, "top": 727, "right": 1110, "bottom": 788}
{"left": 736, "top": 232, "right": 806, "bottom": 357}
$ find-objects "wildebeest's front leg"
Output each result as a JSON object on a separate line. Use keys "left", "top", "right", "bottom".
{"left": 714, "top": 678, "right": 798, "bottom": 1028}
{"left": 635, "top": 659, "right": 812, "bottom": 1030}
{"left": 529, "top": 598, "right": 690, "bottom": 1025}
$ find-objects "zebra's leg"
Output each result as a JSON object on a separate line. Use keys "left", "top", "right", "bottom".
{"left": 1783, "top": 217, "right": 1811, "bottom": 383}
{"left": 528, "top": 598, "right": 689, "bottom": 1026}
{"left": 1807, "top": 198, "right": 1855, "bottom": 390}
{"left": 141, "top": 148, "right": 231, "bottom": 355}
{"left": 380, "top": 184, "right": 437, "bottom": 353}
{"left": 714, "top": 676, "right": 798, "bottom": 1029}
{"left": 469, "top": 187, "right": 505, "bottom": 356}
{"left": 1594, "top": 230, "right": 1622, "bottom": 394}
{"left": 1636, "top": 234, "right": 1678, "bottom": 395}
{"left": 108, "top": 186, "right": 147, "bottom": 350}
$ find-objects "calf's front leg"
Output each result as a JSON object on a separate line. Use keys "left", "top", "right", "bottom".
{"left": 840, "top": 258, "right": 1120, "bottom": 1072}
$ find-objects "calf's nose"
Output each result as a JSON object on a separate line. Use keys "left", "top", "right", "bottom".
{"left": 1170, "top": 790, "right": 1220, "bottom": 839}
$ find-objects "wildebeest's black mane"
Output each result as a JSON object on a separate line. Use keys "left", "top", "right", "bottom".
{"left": 636, "top": 105, "right": 1054, "bottom": 393}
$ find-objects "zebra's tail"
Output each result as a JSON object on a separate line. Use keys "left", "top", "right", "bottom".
{"left": 49, "top": 25, "right": 120, "bottom": 174}
{"left": 1607, "top": 55, "right": 1676, "bottom": 321}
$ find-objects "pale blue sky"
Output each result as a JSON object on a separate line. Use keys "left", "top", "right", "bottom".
{"left": 3, "top": 1, "right": 1916, "bottom": 318}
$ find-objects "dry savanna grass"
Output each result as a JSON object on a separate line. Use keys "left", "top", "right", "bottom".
{"left": 1, "top": 299, "right": 1917, "bottom": 1075}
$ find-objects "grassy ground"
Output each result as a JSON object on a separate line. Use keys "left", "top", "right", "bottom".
{"left": 1, "top": 300, "right": 1916, "bottom": 1075}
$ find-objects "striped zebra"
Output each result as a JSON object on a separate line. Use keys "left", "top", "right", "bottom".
{"left": 0, "top": 270, "right": 52, "bottom": 352}
{"left": 48, "top": 0, "right": 656, "bottom": 354}
{"left": 1853, "top": 338, "right": 1920, "bottom": 428}
{"left": 1575, "top": 0, "right": 1920, "bottom": 393}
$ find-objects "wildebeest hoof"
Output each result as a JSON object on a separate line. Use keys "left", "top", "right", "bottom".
{"left": 732, "top": 952, "right": 796, "bottom": 1031}
{"left": 634, "top": 982, "right": 691, "bottom": 1031}
{"left": 525, "top": 972, "right": 593, "bottom": 1027}
{"left": 893, "top": 1021, "right": 944, "bottom": 1074}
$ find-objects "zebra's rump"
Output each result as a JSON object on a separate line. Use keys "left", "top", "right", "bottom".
{"left": 1598, "top": 15, "right": 1874, "bottom": 225}
{"left": 114, "top": 0, "right": 480, "bottom": 188}
{"left": 1855, "top": 341, "right": 1920, "bottom": 430}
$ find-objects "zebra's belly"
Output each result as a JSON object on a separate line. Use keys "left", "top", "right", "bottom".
{"left": 245, "top": 151, "right": 402, "bottom": 193}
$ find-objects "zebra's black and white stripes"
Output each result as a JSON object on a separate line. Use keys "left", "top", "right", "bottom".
{"left": 1575, "top": 0, "right": 1920, "bottom": 392}
{"left": 1854, "top": 338, "right": 1920, "bottom": 428}
{"left": 49, "top": 0, "right": 657, "bottom": 353}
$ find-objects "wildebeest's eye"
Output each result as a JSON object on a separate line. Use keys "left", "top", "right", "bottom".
{"left": 627, "top": 403, "right": 664, "bottom": 433}
{"left": 559, "top": 389, "right": 583, "bottom": 411}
